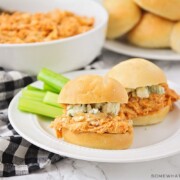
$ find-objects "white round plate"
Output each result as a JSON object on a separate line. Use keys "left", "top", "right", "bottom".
{"left": 8, "top": 70, "right": 180, "bottom": 163}
{"left": 104, "top": 40, "right": 180, "bottom": 61}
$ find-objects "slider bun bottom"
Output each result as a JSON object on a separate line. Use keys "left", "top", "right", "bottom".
{"left": 62, "top": 128, "right": 133, "bottom": 150}
{"left": 133, "top": 105, "right": 170, "bottom": 126}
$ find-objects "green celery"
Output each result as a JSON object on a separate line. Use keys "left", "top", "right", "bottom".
{"left": 27, "top": 85, "right": 45, "bottom": 92}
{"left": 18, "top": 97, "right": 63, "bottom": 118}
{"left": 43, "top": 92, "right": 60, "bottom": 108}
{"left": 22, "top": 89, "right": 46, "bottom": 101}
{"left": 37, "top": 68, "right": 69, "bottom": 92}
{"left": 43, "top": 83, "right": 59, "bottom": 93}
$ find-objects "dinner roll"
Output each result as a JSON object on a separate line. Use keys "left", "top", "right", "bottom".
{"left": 59, "top": 75, "right": 128, "bottom": 104}
{"left": 107, "top": 58, "right": 167, "bottom": 89}
{"left": 133, "top": 105, "right": 170, "bottom": 126}
{"left": 104, "top": 0, "right": 142, "bottom": 39}
{"left": 170, "top": 22, "right": 180, "bottom": 53}
{"left": 134, "top": 0, "right": 180, "bottom": 21}
{"left": 127, "top": 13, "right": 174, "bottom": 48}
{"left": 62, "top": 128, "right": 134, "bottom": 150}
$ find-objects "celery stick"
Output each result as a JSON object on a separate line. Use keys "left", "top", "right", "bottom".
{"left": 27, "top": 85, "right": 45, "bottom": 92}
{"left": 18, "top": 97, "right": 63, "bottom": 118}
{"left": 43, "top": 83, "right": 59, "bottom": 93}
{"left": 22, "top": 89, "right": 46, "bottom": 101}
{"left": 43, "top": 92, "right": 60, "bottom": 108}
{"left": 37, "top": 68, "right": 69, "bottom": 92}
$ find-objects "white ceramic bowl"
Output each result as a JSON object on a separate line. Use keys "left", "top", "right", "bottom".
{"left": 0, "top": 0, "right": 108, "bottom": 74}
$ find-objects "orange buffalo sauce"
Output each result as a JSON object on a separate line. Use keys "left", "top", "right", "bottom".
{"left": 51, "top": 113, "right": 133, "bottom": 137}
{"left": 51, "top": 84, "right": 179, "bottom": 137}
{"left": 119, "top": 84, "right": 179, "bottom": 120}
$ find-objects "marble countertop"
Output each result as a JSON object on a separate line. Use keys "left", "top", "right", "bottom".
{"left": 6, "top": 154, "right": 180, "bottom": 180}
{"left": 5, "top": 55, "right": 180, "bottom": 180}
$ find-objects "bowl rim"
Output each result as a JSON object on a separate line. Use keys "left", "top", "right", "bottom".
{"left": 0, "top": 0, "right": 108, "bottom": 47}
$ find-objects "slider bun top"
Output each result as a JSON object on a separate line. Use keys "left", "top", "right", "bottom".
{"left": 58, "top": 75, "right": 128, "bottom": 104}
{"left": 134, "top": 0, "right": 180, "bottom": 21}
{"left": 107, "top": 58, "right": 167, "bottom": 89}
{"left": 104, "top": 0, "right": 141, "bottom": 39}
{"left": 127, "top": 13, "right": 174, "bottom": 48}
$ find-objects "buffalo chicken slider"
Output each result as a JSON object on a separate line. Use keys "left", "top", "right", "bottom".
{"left": 51, "top": 75, "right": 133, "bottom": 149}
{"left": 107, "top": 58, "right": 179, "bottom": 126}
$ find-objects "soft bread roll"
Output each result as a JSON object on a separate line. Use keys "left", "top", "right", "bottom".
{"left": 59, "top": 75, "right": 128, "bottom": 104}
{"left": 134, "top": 0, "right": 180, "bottom": 21}
{"left": 107, "top": 59, "right": 170, "bottom": 126}
{"left": 55, "top": 75, "right": 133, "bottom": 150}
{"left": 104, "top": 0, "right": 141, "bottom": 39}
{"left": 170, "top": 22, "right": 180, "bottom": 53}
{"left": 107, "top": 58, "right": 167, "bottom": 89}
{"left": 133, "top": 105, "right": 170, "bottom": 126}
{"left": 62, "top": 128, "right": 134, "bottom": 150}
{"left": 127, "top": 13, "right": 174, "bottom": 48}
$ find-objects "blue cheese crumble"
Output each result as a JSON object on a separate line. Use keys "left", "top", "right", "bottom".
{"left": 67, "top": 102, "right": 120, "bottom": 116}
{"left": 127, "top": 85, "right": 165, "bottom": 98}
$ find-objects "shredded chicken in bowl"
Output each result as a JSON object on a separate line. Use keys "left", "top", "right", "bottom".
{"left": 0, "top": 9, "right": 94, "bottom": 44}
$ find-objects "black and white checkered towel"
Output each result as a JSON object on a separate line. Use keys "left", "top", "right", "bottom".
{"left": 0, "top": 68, "right": 64, "bottom": 177}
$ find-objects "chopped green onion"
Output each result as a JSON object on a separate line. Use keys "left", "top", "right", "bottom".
{"left": 22, "top": 89, "right": 46, "bottom": 101}
{"left": 18, "top": 97, "right": 63, "bottom": 118}
{"left": 38, "top": 68, "right": 69, "bottom": 92}
{"left": 43, "top": 91, "right": 60, "bottom": 108}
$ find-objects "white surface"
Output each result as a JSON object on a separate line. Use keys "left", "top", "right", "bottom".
{"left": 8, "top": 70, "right": 180, "bottom": 163}
{"left": 105, "top": 40, "right": 180, "bottom": 61}
{"left": 0, "top": 0, "right": 108, "bottom": 74}
{"left": 6, "top": 156, "right": 180, "bottom": 180}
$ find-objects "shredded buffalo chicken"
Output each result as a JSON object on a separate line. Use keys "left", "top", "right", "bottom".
{"left": 119, "top": 84, "right": 179, "bottom": 120}
{"left": 51, "top": 84, "right": 179, "bottom": 137}
{"left": 51, "top": 113, "right": 133, "bottom": 138}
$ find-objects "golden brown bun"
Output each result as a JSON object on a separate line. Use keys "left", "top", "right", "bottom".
{"left": 59, "top": 75, "right": 128, "bottom": 104}
{"left": 133, "top": 105, "right": 170, "bottom": 126}
{"left": 127, "top": 13, "right": 174, "bottom": 48}
{"left": 62, "top": 128, "right": 133, "bottom": 150}
{"left": 170, "top": 22, "right": 180, "bottom": 53}
{"left": 134, "top": 0, "right": 180, "bottom": 21}
{"left": 104, "top": 0, "right": 141, "bottom": 39}
{"left": 107, "top": 58, "right": 167, "bottom": 89}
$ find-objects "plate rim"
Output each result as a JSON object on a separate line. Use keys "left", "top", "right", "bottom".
{"left": 8, "top": 69, "right": 180, "bottom": 163}
{"left": 104, "top": 40, "right": 180, "bottom": 61}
